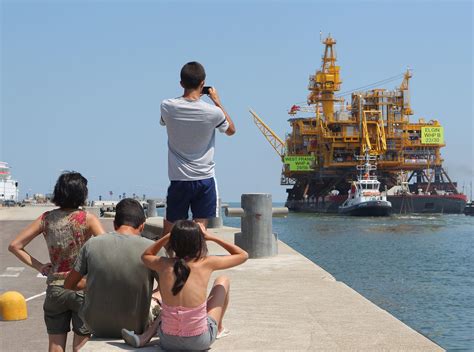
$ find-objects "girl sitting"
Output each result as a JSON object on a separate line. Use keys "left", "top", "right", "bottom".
{"left": 126, "top": 220, "right": 248, "bottom": 350}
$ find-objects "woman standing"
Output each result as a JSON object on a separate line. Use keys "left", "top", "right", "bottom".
{"left": 9, "top": 172, "right": 104, "bottom": 352}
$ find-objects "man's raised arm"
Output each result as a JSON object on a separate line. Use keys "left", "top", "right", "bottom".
{"left": 208, "top": 87, "right": 235, "bottom": 136}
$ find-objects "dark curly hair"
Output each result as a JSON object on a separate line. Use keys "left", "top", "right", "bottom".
{"left": 169, "top": 220, "right": 208, "bottom": 295}
{"left": 52, "top": 172, "right": 88, "bottom": 209}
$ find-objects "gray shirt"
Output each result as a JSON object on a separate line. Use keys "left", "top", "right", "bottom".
{"left": 74, "top": 232, "right": 155, "bottom": 338}
{"left": 161, "top": 97, "right": 229, "bottom": 181}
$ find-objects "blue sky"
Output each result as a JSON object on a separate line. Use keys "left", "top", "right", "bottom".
{"left": 1, "top": 0, "right": 472, "bottom": 202}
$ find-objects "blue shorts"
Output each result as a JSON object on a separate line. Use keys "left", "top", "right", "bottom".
{"left": 158, "top": 316, "right": 218, "bottom": 350}
{"left": 166, "top": 177, "right": 218, "bottom": 222}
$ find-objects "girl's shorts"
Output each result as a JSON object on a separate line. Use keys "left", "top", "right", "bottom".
{"left": 158, "top": 316, "right": 218, "bottom": 350}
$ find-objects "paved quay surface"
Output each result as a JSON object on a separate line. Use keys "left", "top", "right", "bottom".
{"left": 1, "top": 207, "right": 443, "bottom": 351}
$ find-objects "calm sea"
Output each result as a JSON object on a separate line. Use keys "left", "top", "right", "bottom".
{"left": 222, "top": 205, "right": 474, "bottom": 351}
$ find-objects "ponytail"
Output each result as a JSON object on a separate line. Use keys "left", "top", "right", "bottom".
{"left": 169, "top": 220, "right": 209, "bottom": 295}
{"left": 172, "top": 258, "right": 190, "bottom": 295}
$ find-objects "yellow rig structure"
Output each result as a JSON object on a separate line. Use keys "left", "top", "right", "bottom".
{"left": 251, "top": 35, "right": 461, "bottom": 209}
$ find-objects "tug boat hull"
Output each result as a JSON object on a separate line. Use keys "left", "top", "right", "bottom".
{"left": 338, "top": 200, "right": 392, "bottom": 216}
{"left": 286, "top": 194, "right": 466, "bottom": 214}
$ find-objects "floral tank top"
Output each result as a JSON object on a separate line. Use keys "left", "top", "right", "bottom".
{"left": 41, "top": 209, "right": 90, "bottom": 285}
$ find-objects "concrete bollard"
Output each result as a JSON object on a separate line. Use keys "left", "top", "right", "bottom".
{"left": 0, "top": 291, "right": 28, "bottom": 321}
{"left": 225, "top": 193, "right": 288, "bottom": 258}
{"left": 147, "top": 199, "right": 157, "bottom": 218}
{"left": 207, "top": 198, "right": 223, "bottom": 229}
{"left": 84, "top": 206, "right": 101, "bottom": 217}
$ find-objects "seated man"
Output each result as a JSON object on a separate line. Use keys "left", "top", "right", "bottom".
{"left": 65, "top": 198, "right": 161, "bottom": 338}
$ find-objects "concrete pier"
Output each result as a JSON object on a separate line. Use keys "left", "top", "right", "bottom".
{"left": 0, "top": 206, "right": 443, "bottom": 351}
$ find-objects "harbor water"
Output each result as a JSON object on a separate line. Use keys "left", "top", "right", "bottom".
{"left": 222, "top": 205, "right": 473, "bottom": 351}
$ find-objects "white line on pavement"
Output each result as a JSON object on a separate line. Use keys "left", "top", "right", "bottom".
{"left": 6, "top": 267, "right": 25, "bottom": 271}
{"left": 0, "top": 266, "right": 25, "bottom": 277}
{"left": 26, "top": 292, "right": 46, "bottom": 302}
{"left": 0, "top": 273, "right": 21, "bottom": 277}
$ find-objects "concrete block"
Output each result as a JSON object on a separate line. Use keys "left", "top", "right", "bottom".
{"left": 84, "top": 207, "right": 101, "bottom": 217}
{"left": 0, "top": 291, "right": 27, "bottom": 321}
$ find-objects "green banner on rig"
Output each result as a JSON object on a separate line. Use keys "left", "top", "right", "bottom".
{"left": 284, "top": 155, "right": 315, "bottom": 171}
{"left": 421, "top": 127, "right": 444, "bottom": 145}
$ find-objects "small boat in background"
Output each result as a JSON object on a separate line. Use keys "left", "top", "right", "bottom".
{"left": 464, "top": 201, "right": 474, "bottom": 216}
{"left": 339, "top": 153, "right": 392, "bottom": 216}
{"left": 0, "top": 161, "right": 19, "bottom": 204}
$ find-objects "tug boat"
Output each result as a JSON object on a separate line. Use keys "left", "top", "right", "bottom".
{"left": 338, "top": 153, "right": 392, "bottom": 216}
{"left": 464, "top": 201, "right": 474, "bottom": 216}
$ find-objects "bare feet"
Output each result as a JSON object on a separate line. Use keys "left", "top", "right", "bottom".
{"left": 216, "top": 328, "right": 230, "bottom": 339}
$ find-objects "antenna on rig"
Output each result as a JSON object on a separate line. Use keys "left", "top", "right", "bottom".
{"left": 471, "top": 180, "right": 473, "bottom": 202}
{"left": 319, "top": 30, "right": 322, "bottom": 43}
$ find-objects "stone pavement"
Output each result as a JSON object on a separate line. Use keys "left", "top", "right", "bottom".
{"left": 0, "top": 207, "right": 443, "bottom": 351}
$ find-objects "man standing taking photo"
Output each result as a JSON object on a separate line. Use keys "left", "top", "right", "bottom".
{"left": 160, "top": 61, "right": 235, "bottom": 235}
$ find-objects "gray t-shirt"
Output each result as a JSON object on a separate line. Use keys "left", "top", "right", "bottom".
{"left": 74, "top": 232, "right": 155, "bottom": 338}
{"left": 160, "top": 97, "right": 229, "bottom": 181}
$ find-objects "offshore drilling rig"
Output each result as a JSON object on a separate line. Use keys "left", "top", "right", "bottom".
{"left": 251, "top": 35, "right": 466, "bottom": 213}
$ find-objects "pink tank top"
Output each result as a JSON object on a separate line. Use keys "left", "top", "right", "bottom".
{"left": 161, "top": 301, "right": 208, "bottom": 337}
